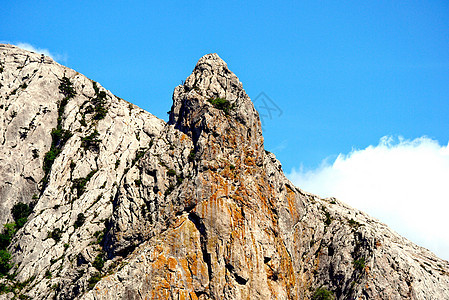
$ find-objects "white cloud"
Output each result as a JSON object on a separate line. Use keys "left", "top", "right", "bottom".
{"left": 287, "top": 136, "right": 449, "bottom": 261}
{"left": 13, "top": 42, "right": 66, "bottom": 62}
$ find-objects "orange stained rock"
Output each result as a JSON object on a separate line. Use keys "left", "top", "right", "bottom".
{"left": 365, "top": 265, "right": 371, "bottom": 274}
{"left": 152, "top": 253, "right": 167, "bottom": 269}
{"left": 189, "top": 291, "right": 199, "bottom": 300}
{"left": 168, "top": 256, "right": 178, "bottom": 272}
{"left": 179, "top": 258, "right": 193, "bottom": 282}
{"left": 178, "top": 290, "right": 187, "bottom": 300}
{"left": 151, "top": 288, "right": 170, "bottom": 299}
{"left": 285, "top": 185, "right": 300, "bottom": 220}
{"left": 229, "top": 205, "right": 244, "bottom": 228}
{"left": 244, "top": 155, "right": 255, "bottom": 166}
{"left": 155, "top": 244, "right": 164, "bottom": 253}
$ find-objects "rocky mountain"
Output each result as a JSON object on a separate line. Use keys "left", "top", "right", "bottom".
{"left": 0, "top": 43, "right": 448, "bottom": 299}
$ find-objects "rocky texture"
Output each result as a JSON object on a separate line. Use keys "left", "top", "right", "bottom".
{"left": 0, "top": 44, "right": 448, "bottom": 299}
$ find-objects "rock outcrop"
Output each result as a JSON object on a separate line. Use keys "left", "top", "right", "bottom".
{"left": 0, "top": 44, "right": 448, "bottom": 299}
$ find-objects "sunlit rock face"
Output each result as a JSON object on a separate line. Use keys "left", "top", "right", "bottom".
{"left": 0, "top": 44, "right": 448, "bottom": 299}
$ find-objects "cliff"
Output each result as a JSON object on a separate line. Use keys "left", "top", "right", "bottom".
{"left": 0, "top": 44, "right": 448, "bottom": 299}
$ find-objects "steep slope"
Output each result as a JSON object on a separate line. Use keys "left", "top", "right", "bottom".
{"left": 0, "top": 44, "right": 448, "bottom": 299}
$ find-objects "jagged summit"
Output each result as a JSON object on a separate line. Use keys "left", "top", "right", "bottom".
{"left": 0, "top": 44, "right": 448, "bottom": 299}
{"left": 194, "top": 53, "right": 228, "bottom": 69}
{"left": 169, "top": 52, "right": 263, "bottom": 149}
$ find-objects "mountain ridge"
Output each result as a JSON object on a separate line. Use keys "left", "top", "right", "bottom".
{"left": 0, "top": 43, "right": 448, "bottom": 299}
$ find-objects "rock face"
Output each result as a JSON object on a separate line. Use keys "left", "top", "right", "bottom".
{"left": 0, "top": 44, "right": 448, "bottom": 299}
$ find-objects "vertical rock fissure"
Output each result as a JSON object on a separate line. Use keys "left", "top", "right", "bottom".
{"left": 188, "top": 211, "right": 213, "bottom": 296}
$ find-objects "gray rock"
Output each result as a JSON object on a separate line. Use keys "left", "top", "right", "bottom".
{"left": 0, "top": 44, "right": 448, "bottom": 299}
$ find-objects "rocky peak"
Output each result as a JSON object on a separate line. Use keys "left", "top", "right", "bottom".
{"left": 169, "top": 53, "right": 264, "bottom": 169}
{"left": 170, "top": 54, "right": 261, "bottom": 137}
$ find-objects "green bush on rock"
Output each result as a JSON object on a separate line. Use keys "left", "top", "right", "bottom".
{"left": 207, "top": 97, "right": 233, "bottom": 115}
{"left": 312, "top": 287, "right": 335, "bottom": 300}
{"left": 0, "top": 250, "right": 12, "bottom": 276}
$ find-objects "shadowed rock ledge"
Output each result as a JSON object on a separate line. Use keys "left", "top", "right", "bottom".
{"left": 0, "top": 44, "right": 448, "bottom": 299}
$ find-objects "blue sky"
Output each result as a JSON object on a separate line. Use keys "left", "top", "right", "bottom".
{"left": 2, "top": 1, "right": 449, "bottom": 258}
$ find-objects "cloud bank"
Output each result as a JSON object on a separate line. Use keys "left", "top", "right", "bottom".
{"left": 287, "top": 136, "right": 449, "bottom": 261}
{"left": 13, "top": 42, "right": 66, "bottom": 62}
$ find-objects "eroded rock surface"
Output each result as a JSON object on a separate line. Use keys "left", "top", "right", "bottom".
{"left": 0, "top": 45, "right": 448, "bottom": 299}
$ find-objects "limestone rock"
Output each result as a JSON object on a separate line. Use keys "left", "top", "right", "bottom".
{"left": 0, "top": 44, "right": 448, "bottom": 299}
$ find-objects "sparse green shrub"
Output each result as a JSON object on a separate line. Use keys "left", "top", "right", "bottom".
{"left": 0, "top": 223, "right": 17, "bottom": 248}
{"left": 0, "top": 234, "right": 11, "bottom": 250}
{"left": 59, "top": 77, "right": 76, "bottom": 98}
{"left": 48, "top": 228, "right": 63, "bottom": 242}
{"left": 134, "top": 179, "right": 142, "bottom": 186}
{"left": 88, "top": 272, "right": 102, "bottom": 289}
{"left": 72, "top": 170, "right": 97, "bottom": 198}
{"left": 94, "top": 104, "right": 108, "bottom": 120}
{"left": 132, "top": 150, "right": 146, "bottom": 165}
{"left": 15, "top": 218, "right": 27, "bottom": 229}
{"left": 0, "top": 282, "right": 11, "bottom": 294}
{"left": 324, "top": 211, "right": 332, "bottom": 226}
{"left": 164, "top": 184, "right": 175, "bottom": 196}
{"left": 312, "top": 287, "right": 334, "bottom": 300}
{"left": 188, "top": 149, "right": 196, "bottom": 162}
{"left": 74, "top": 213, "right": 86, "bottom": 229}
{"left": 353, "top": 257, "right": 366, "bottom": 272}
{"left": 43, "top": 147, "right": 61, "bottom": 175}
{"left": 94, "top": 230, "right": 104, "bottom": 244}
{"left": 92, "top": 254, "right": 104, "bottom": 271}
{"left": 81, "top": 130, "right": 101, "bottom": 151}
{"left": 0, "top": 216, "right": 22, "bottom": 276}
{"left": 207, "top": 97, "right": 233, "bottom": 115}
{"left": 0, "top": 250, "right": 12, "bottom": 275}
{"left": 45, "top": 270, "right": 52, "bottom": 279}
{"left": 12, "top": 203, "right": 31, "bottom": 229}
{"left": 348, "top": 218, "right": 361, "bottom": 228}
{"left": 91, "top": 82, "right": 108, "bottom": 120}
{"left": 51, "top": 127, "right": 72, "bottom": 147}
{"left": 70, "top": 160, "right": 76, "bottom": 171}
{"left": 167, "top": 169, "right": 176, "bottom": 177}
